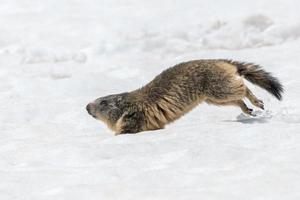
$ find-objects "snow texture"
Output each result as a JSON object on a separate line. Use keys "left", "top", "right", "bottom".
{"left": 0, "top": 0, "right": 300, "bottom": 199}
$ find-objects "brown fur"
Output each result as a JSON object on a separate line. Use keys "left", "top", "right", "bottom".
{"left": 86, "top": 59, "right": 283, "bottom": 134}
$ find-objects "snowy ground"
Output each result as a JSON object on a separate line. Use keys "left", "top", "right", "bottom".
{"left": 1, "top": 0, "right": 300, "bottom": 199}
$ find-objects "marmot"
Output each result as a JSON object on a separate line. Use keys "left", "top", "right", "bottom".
{"left": 86, "top": 59, "right": 283, "bottom": 135}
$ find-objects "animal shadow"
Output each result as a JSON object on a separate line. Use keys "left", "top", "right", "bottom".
{"left": 223, "top": 110, "right": 273, "bottom": 124}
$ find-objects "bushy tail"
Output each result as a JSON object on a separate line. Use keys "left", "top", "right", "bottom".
{"left": 227, "top": 60, "right": 284, "bottom": 100}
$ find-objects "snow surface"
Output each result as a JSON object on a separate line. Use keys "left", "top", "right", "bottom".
{"left": 1, "top": 0, "right": 300, "bottom": 199}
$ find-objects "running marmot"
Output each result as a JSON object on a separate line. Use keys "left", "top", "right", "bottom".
{"left": 86, "top": 59, "right": 283, "bottom": 135}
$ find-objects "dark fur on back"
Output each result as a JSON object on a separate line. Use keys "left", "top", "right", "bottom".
{"left": 226, "top": 60, "right": 284, "bottom": 100}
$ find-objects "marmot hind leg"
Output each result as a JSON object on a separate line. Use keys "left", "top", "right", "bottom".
{"left": 206, "top": 99, "right": 255, "bottom": 116}
{"left": 245, "top": 87, "right": 264, "bottom": 110}
{"left": 234, "top": 100, "right": 255, "bottom": 116}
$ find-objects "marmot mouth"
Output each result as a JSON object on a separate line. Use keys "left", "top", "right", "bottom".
{"left": 86, "top": 103, "right": 97, "bottom": 119}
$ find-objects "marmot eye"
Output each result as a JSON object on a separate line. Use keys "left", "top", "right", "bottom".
{"left": 100, "top": 100, "right": 108, "bottom": 106}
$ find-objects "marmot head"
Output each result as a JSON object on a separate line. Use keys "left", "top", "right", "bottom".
{"left": 86, "top": 93, "right": 130, "bottom": 129}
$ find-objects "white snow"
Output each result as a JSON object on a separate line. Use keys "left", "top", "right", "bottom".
{"left": 1, "top": 0, "right": 300, "bottom": 199}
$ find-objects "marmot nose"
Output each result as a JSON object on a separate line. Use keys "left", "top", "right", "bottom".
{"left": 86, "top": 103, "right": 93, "bottom": 115}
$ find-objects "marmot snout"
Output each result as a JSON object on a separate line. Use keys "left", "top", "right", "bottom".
{"left": 87, "top": 59, "right": 283, "bottom": 135}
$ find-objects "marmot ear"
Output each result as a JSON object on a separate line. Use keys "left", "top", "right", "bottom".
{"left": 118, "top": 110, "right": 144, "bottom": 134}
